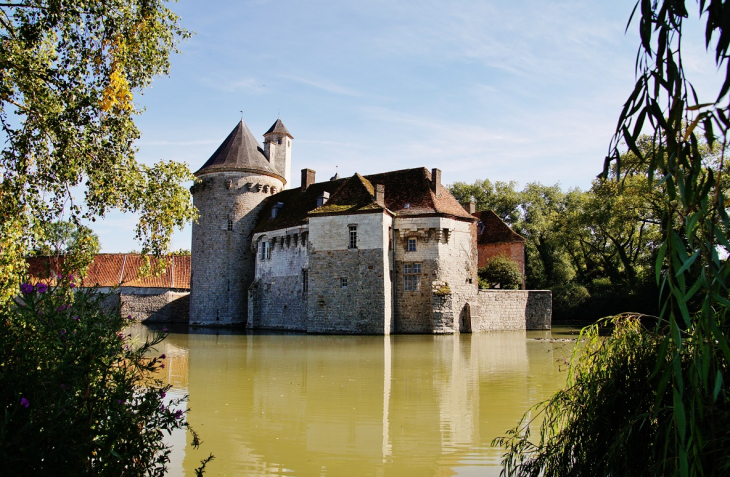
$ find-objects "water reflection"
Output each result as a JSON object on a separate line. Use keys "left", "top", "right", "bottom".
{"left": 132, "top": 327, "right": 575, "bottom": 476}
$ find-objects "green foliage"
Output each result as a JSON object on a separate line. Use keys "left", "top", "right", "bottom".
{"left": 0, "top": 280, "right": 212, "bottom": 475}
{"left": 450, "top": 178, "right": 522, "bottom": 224}
{"left": 495, "top": 1, "right": 730, "bottom": 475}
{"left": 494, "top": 314, "right": 730, "bottom": 476}
{"left": 30, "top": 221, "right": 101, "bottom": 258}
{"left": 478, "top": 255, "right": 523, "bottom": 290}
{"left": 0, "top": 0, "right": 197, "bottom": 303}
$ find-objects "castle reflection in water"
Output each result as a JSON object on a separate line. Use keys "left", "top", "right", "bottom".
{"left": 138, "top": 326, "right": 573, "bottom": 477}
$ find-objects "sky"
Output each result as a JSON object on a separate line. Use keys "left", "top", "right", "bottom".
{"left": 94, "top": 0, "right": 724, "bottom": 252}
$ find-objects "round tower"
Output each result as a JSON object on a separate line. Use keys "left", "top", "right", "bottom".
{"left": 190, "top": 119, "right": 287, "bottom": 325}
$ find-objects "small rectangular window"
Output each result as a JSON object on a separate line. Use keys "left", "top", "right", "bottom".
{"left": 227, "top": 219, "right": 233, "bottom": 231}
{"left": 349, "top": 225, "right": 357, "bottom": 249}
{"left": 340, "top": 277, "right": 348, "bottom": 288}
{"left": 266, "top": 241, "right": 273, "bottom": 260}
{"left": 404, "top": 263, "right": 421, "bottom": 291}
{"left": 302, "top": 270, "right": 308, "bottom": 293}
{"left": 259, "top": 242, "right": 266, "bottom": 260}
{"left": 407, "top": 237, "right": 417, "bottom": 252}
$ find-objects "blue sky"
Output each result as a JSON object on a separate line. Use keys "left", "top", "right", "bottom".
{"left": 95, "top": 0, "right": 723, "bottom": 252}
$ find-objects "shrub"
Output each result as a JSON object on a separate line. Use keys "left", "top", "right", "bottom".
{"left": 0, "top": 278, "right": 212, "bottom": 475}
{"left": 478, "top": 255, "right": 523, "bottom": 290}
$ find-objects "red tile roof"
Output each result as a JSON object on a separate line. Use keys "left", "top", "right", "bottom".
{"left": 473, "top": 210, "right": 525, "bottom": 244}
{"left": 25, "top": 254, "right": 191, "bottom": 290}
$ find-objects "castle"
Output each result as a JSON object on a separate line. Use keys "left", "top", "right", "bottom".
{"left": 189, "top": 118, "right": 550, "bottom": 334}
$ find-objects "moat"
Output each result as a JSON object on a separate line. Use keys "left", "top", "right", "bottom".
{"left": 137, "top": 325, "right": 578, "bottom": 476}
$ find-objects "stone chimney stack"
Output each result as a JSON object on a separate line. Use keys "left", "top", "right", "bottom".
{"left": 375, "top": 184, "right": 385, "bottom": 206}
{"left": 431, "top": 168, "right": 441, "bottom": 194}
{"left": 461, "top": 200, "right": 476, "bottom": 215}
{"left": 301, "top": 168, "right": 316, "bottom": 192}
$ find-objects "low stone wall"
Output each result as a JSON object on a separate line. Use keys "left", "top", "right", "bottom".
{"left": 474, "top": 290, "right": 551, "bottom": 331}
{"left": 119, "top": 288, "right": 190, "bottom": 323}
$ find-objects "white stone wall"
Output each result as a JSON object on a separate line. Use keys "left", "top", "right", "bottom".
{"left": 307, "top": 212, "right": 392, "bottom": 333}
{"left": 309, "top": 213, "right": 387, "bottom": 251}
{"left": 249, "top": 227, "right": 310, "bottom": 330}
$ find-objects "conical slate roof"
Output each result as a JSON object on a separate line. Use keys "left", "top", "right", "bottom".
{"left": 195, "top": 120, "right": 284, "bottom": 179}
{"left": 264, "top": 118, "right": 293, "bottom": 138}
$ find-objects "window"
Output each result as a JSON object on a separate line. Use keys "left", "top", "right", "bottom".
{"left": 340, "top": 277, "right": 348, "bottom": 288}
{"left": 260, "top": 241, "right": 271, "bottom": 260}
{"left": 302, "top": 270, "right": 308, "bottom": 293}
{"left": 227, "top": 219, "right": 233, "bottom": 231}
{"left": 349, "top": 225, "right": 357, "bottom": 249}
{"left": 404, "top": 263, "right": 421, "bottom": 291}
{"left": 407, "top": 237, "right": 417, "bottom": 252}
{"left": 267, "top": 241, "right": 273, "bottom": 259}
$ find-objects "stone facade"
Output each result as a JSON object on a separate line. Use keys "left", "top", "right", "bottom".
{"left": 190, "top": 171, "right": 283, "bottom": 325}
{"left": 306, "top": 212, "right": 393, "bottom": 334}
{"left": 393, "top": 216, "right": 478, "bottom": 333}
{"left": 248, "top": 226, "right": 310, "bottom": 330}
{"left": 474, "top": 290, "right": 552, "bottom": 331}
{"left": 190, "top": 117, "right": 551, "bottom": 333}
{"left": 120, "top": 289, "right": 190, "bottom": 323}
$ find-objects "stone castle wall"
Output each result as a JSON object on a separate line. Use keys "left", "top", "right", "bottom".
{"left": 190, "top": 171, "right": 283, "bottom": 325}
{"left": 393, "top": 216, "right": 478, "bottom": 333}
{"left": 474, "top": 290, "right": 552, "bottom": 331}
{"left": 249, "top": 227, "right": 309, "bottom": 330}
{"left": 307, "top": 212, "right": 392, "bottom": 334}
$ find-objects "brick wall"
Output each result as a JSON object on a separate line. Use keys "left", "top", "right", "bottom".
{"left": 477, "top": 242, "right": 525, "bottom": 288}
{"left": 474, "top": 290, "right": 551, "bottom": 331}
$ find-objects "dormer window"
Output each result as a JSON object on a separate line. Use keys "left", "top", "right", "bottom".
{"left": 271, "top": 202, "right": 284, "bottom": 219}
{"left": 404, "top": 203, "right": 411, "bottom": 209}
{"left": 317, "top": 191, "right": 330, "bottom": 207}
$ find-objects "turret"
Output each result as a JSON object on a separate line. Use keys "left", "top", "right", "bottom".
{"left": 189, "top": 119, "right": 285, "bottom": 325}
{"left": 263, "top": 118, "right": 293, "bottom": 189}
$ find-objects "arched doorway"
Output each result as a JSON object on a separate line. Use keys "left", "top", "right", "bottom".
{"left": 460, "top": 302, "right": 472, "bottom": 333}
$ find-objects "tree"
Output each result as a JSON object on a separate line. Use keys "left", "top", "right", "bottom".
{"left": 495, "top": 1, "right": 730, "bottom": 475}
{"left": 29, "top": 221, "right": 101, "bottom": 257}
{"left": 449, "top": 179, "right": 522, "bottom": 224}
{"left": 0, "top": 0, "right": 197, "bottom": 303}
{"left": 478, "top": 255, "right": 523, "bottom": 289}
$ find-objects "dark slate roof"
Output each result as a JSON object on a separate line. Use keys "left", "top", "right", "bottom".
{"left": 473, "top": 210, "right": 525, "bottom": 244}
{"left": 195, "top": 120, "right": 284, "bottom": 180}
{"left": 264, "top": 119, "right": 293, "bottom": 138}
{"left": 310, "top": 173, "right": 382, "bottom": 215}
{"left": 254, "top": 167, "right": 475, "bottom": 233}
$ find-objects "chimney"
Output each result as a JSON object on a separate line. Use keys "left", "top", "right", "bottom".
{"left": 431, "top": 168, "right": 441, "bottom": 194}
{"left": 461, "top": 201, "right": 476, "bottom": 215}
{"left": 301, "top": 168, "right": 316, "bottom": 192}
{"left": 375, "top": 184, "right": 385, "bottom": 206}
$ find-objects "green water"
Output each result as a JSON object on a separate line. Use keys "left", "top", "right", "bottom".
{"left": 141, "top": 327, "right": 579, "bottom": 476}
